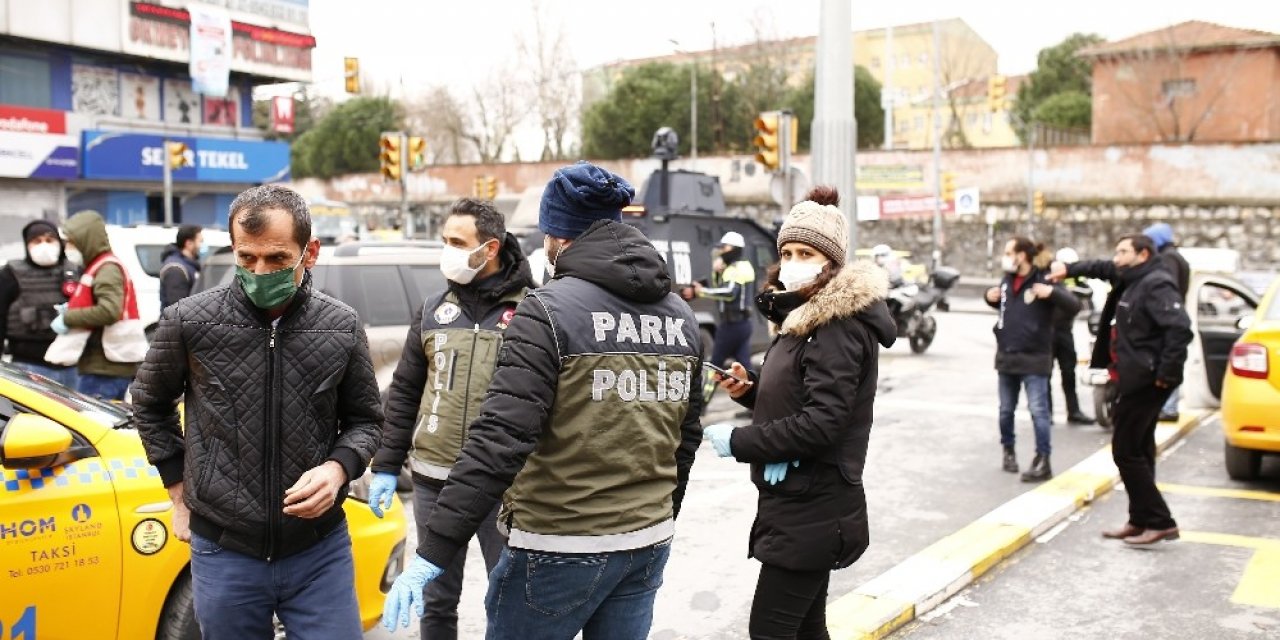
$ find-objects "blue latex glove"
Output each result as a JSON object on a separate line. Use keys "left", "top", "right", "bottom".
{"left": 763, "top": 460, "right": 801, "bottom": 485}
{"left": 381, "top": 555, "right": 444, "bottom": 631}
{"left": 704, "top": 423, "right": 735, "bottom": 458}
{"left": 367, "top": 472, "right": 398, "bottom": 518}
{"left": 50, "top": 314, "right": 68, "bottom": 335}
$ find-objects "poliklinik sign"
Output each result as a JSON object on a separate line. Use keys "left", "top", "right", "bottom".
{"left": 80, "top": 131, "right": 290, "bottom": 183}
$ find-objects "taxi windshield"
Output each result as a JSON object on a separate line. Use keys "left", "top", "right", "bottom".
{"left": 0, "top": 363, "right": 132, "bottom": 428}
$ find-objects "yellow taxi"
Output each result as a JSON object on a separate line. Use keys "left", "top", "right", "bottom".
{"left": 1220, "top": 277, "right": 1280, "bottom": 479}
{"left": 0, "top": 364, "right": 406, "bottom": 637}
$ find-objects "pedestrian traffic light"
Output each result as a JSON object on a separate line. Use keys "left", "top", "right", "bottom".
{"left": 166, "top": 141, "right": 189, "bottom": 169}
{"left": 344, "top": 57, "right": 360, "bottom": 94}
{"left": 753, "top": 112, "right": 780, "bottom": 172}
{"left": 484, "top": 176, "right": 498, "bottom": 200}
{"left": 1033, "top": 190, "right": 1045, "bottom": 214}
{"left": 406, "top": 136, "right": 427, "bottom": 171}
{"left": 987, "top": 75, "right": 1006, "bottom": 113}
{"left": 941, "top": 172, "right": 956, "bottom": 202}
{"left": 379, "top": 132, "right": 402, "bottom": 181}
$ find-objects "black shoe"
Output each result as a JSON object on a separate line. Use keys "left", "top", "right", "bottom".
{"left": 1002, "top": 446, "right": 1018, "bottom": 473}
{"left": 1158, "top": 411, "right": 1179, "bottom": 423}
{"left": 1067, "top": 411, "right": 1096, "bottom": 425}
{"left": 1020, "top": 454, "right": 1052, "bottom": 482}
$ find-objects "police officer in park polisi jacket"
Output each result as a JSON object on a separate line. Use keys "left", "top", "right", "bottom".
{"left": 367, "top": 197, "right": 534, "bottom": 639}
{"left": 381, "top": 162, "right": 704, "bottom": 639}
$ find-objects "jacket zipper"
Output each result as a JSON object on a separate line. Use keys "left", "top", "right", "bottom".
{"left": 266, "top": 324, "right": 279, "bottom": 562}
{"left": 460, "top": 323, "right": 480, "bottom": 453}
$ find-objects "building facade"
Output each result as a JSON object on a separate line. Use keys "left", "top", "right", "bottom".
{"left": 0, "top": 0, "right": 313, "bottom": 242}
{"left": 581, "top": 18, "right": 1021, "bottom": 151}
{"left": 1081, "top": 21, "right": 1280, "bottom": 145}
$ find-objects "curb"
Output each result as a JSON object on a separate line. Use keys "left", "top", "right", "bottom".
{"left": 825, "top": 411, "right": 1212, "bottom": 639}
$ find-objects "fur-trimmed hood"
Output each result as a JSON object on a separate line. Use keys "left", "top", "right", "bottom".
{"left": 776, "top": 260, "right": 896, "bottom": 346}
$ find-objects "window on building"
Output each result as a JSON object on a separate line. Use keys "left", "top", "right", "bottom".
{"left": 0, "top": 54, "right": 52, "bottom": 108}
{"left": 1162, "top": 79, "right": 1196, "bottom": 99}
{"left": 871, "top": 56, "right": 880, "bottom": 68}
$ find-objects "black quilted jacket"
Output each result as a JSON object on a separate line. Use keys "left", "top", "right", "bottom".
{"left": 133, "top": 274, "right": 383, "bottom": 560}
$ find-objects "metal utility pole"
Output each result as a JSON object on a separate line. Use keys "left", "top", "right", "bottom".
{"left": 399, "top": 136, "right": 411, "bottom": 239}
{"left": 930, "top": 20, "right": 944, "bottom": 270}
{"left": 884, "top": 26, "right": 894, "bottom": 150}
{"left": 780, "top": 111, "right": 794, "bottom": 208}
{"left": 812, "top": 0, "right": 857, "bottom": 260}
{"left": 162, "top": 139, "right": 174, "bottom": 226}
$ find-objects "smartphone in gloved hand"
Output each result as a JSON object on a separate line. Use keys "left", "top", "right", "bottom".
{"left": 703, "top": 361, "right": 749, "bottom": 384}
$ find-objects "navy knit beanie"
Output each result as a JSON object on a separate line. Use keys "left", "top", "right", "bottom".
{"left": 538, "top": 162, "right": 634, "bottom": 239}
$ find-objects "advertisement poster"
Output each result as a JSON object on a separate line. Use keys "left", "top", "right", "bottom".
{"left": 203, "top": 87, "right": 239, "bottom": 126}
{"left": 188, "top": 4, "right": 233, "bottom": 97}
{"left": 71, "top": 65, "right": 120, "bottom": 116}
{"left": 119, "top": 73, "right": 162, "bottom": 121}
{"left": 82, "top": 131, "right": 290, "bottom": 183}
{"left": 0, "top": 106, "right": 78, "bottom": 179}
{"left": 271, "top": 96, "right": 294, "bottom": 134}
{"left": 163, "top": 78, "right": 201, "bottom": 125}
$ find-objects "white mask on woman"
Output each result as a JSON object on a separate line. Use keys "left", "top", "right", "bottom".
{"left": 779, "top": 261, "right": 826, "bottom": 291}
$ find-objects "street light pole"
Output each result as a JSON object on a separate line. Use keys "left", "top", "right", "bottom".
{"left": 930, "top": 20, "right": 944, "bottom": 270}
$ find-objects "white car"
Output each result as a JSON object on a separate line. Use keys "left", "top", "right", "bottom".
{"left": 104, "top": 225, "right": 232, "bottom": 333}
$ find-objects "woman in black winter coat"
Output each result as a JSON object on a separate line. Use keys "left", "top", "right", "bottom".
{"left": 704, "top": 186, "right": 897, "bottom": 639}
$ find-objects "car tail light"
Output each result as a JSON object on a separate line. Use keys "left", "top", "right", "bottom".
{"left": 1230, "top": 343, "right": 1269, "bottom": 379}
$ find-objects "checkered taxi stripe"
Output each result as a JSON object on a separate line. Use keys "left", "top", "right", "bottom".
{"left": 1, "top": 458, "right": 158, "bottom": 492}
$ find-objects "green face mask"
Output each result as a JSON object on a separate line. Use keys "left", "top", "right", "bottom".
{"left": 236, "top": 255, "right": 304, "bottom": 309}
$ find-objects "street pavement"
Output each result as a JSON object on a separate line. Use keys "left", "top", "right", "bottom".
{"left": 897, "top": 414, "right": 1280, "bottom": 639}
{"left": 367, "top": 301, "right": 1126, "bottom": 639}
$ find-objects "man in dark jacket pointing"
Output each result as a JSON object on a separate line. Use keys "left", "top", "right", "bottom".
{"left": 381, "top": 162, "right": 704, "bottom": 639}
{"left": 134, "top": 184, "right": 383, "bottom": 639}
{"left": 1050, "top": 233, "right": 1192, "bottom": 546}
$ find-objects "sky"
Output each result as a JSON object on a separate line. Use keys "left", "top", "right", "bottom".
{"left": 295, "top": 0, "right": 1280, "bottom": 156}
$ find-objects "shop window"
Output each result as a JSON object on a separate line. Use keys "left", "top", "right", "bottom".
{"left": 0, "top": 54, "right": 53, "bottom": 108}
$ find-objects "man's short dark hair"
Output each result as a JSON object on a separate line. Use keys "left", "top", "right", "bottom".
{"left": 228, "top": 184, "right": 312, "bottom": 249}
{"left": 176, "top": 224, "right": 202, "bottom": 248}
{"left": 1120, "top": 233, "right": 1156, "bottom": 258}
{"left": 449, "top": 198, "right": 505, "bottom": 243}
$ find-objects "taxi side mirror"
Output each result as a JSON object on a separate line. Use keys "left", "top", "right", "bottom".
{"left": 0, "top": 413, "right": 73, "bottom": 469}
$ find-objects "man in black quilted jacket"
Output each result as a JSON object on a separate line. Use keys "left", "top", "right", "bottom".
{"left": 133, "top": 184, "right": 383, "bottom": 640}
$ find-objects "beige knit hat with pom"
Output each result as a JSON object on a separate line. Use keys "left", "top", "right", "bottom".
{"left": 777, "top": 197, "right": 848, "bottom": 266}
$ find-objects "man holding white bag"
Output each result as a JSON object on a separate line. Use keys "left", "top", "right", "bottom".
{"left": 46, "top": 210, "right": 146, "bottom": 400}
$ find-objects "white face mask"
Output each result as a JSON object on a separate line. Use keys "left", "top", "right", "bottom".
{"left": 29, "top": 242, "right": 60, "bottom": 267}
{"left": 64, "top": 247, "right": 84, "bottom": 267}
{"left": 779, "top": 261, "right": 826, "bottom": 291}
{"left": 440, "top": 241, "right": 491, "bottom": 285}
{"left": 544, "top": 239, "right": 565, "bottom": 280}
{"left": 1000, "top": 255, "right": 1017, "bottom": 273}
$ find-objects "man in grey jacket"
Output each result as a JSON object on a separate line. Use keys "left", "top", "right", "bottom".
{"left": 133, "top": 184, "right": 383, "bottom": 639}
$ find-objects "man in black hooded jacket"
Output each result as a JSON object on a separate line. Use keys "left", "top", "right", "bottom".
{"left": 381, "top": 162, "right": 703, "bottom": 639}
{"left": 0, "top": 220, "right": 79, "bottom": 387}
{"left": 1051, "top": 233, "right": 1192, "bottom": 546}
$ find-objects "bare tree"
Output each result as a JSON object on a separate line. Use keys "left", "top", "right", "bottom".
{"left": 403, "top": 86, "right": 475, "bottom": 164}
{"left": 465, "top": 72, "right": 525, "bottom": 163}
{"left": 1103, "top": 24, "right": 1250, "bottom": 142}
{"left": 517, "top": 0, "right": 579, "bottom": 161}
{"left": 935, "top": 23, "right": 994, "bottom": 149}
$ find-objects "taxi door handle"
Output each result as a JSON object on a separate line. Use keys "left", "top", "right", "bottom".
{"left": 135, "top": 501, "right": 173, "bottom": 514}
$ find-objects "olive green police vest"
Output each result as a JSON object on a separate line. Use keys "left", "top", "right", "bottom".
{"left": 411, "top": 289, "right": 526, "bottom": 479}
{"left": 499, "top": 276, "right": 701, "bottom": 553}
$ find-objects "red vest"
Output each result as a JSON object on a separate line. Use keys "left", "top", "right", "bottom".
{"left": 68, "top": 253, "right": 141, "bottom": 322}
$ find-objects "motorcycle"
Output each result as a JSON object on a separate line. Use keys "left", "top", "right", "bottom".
{"left": 885, "top": 267, "right": 961, "bottom": 354}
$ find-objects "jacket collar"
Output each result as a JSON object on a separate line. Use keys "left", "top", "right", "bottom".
{"left": 779, "top": 260, "right": 889, "bottom": 336}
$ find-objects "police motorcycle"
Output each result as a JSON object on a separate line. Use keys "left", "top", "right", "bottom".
{"left": 885, "top": 266, "right": 961, "bottom": 354}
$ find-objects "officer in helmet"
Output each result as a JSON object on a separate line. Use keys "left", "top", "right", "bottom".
{"left": 690, "top": 231, "right": 757, "bottom": 372}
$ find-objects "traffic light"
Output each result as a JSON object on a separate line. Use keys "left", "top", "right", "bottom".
{"left": 472, "top": 176, "right": 485, "bottom": 198}
{"left": 344, "top": 57, "right": 360, "bottom": 94}
{"left": 166, "top": 141, "right": 189, "bottom": 169}
{"left": 941, "top": 172, "right": 956, "bottom": 202}
{"left": 406, "top": 136, "right": 426, "bottom": 171}
{"left": 987, "top": 74, "right": 1006, "bottom": 113}
{"left": 753, "top": 112, "right": 780, "bottom": 171}
{"left": 379, "top": 132, "right": 402, "bottom": 181}
{"left": 1033, "top": 190, "right": 1045, "bottom": 214}
{"left": 484, "top": 176, "right": 497, "bottom": 200}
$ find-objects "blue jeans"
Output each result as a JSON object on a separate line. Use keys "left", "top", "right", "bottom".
{"left": 76, "top": 373, "right": 132, "bottom": 402}
{"left": 485, "top": 540, "right": 672, "bottom": 640}
{"left": 11, "top": 360, "right": 78, "bottom": 389}
{"left": 190, "top": 521, "right": 361, "bottom": 640}
{"left": 998, "top": 373, "right": 1052, "bottom": 455}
